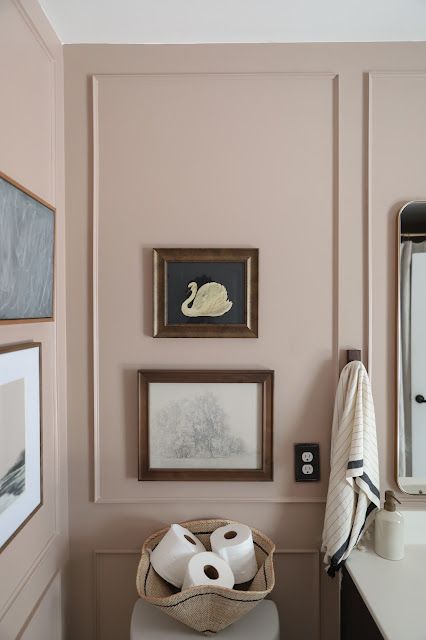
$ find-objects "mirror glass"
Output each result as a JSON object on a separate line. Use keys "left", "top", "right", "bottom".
{"left": 398, "top": 201, "right": 426, "bottom": 494}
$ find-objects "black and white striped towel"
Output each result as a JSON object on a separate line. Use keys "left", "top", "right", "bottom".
{"left": 321, "top": 360, "right": 380, "bottom": 576}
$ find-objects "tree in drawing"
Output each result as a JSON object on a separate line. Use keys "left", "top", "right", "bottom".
{"left": 152, "top": 392, "right": 245, "bottom": 459}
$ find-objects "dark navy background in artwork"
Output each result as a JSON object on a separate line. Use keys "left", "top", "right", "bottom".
{"left": 166, "top": 261, "right": 246, "bottom": 325}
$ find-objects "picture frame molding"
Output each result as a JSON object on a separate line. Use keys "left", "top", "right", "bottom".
{"left": 0, "top": 341, "right": 43, "bottom": 553}
{"left": 153, "top": 248, "right": 259, "bottom": 338}
{"left": 138, "top": 369, "right": 273, "bottom": 481}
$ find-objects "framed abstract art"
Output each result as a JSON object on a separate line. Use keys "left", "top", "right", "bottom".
{"left": 0, "top": 172, "right": 55, "bottom": 323}
{"left": 0, "top": 342, "right": 42, "bottom": 552}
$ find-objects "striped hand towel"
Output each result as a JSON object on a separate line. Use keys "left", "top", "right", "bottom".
{"left": 322, "top": 360, "right": 380, "bottom": 576}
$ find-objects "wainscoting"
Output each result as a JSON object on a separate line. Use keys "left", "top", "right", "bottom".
{"left": 64, "top": 41, "right": 426, "bottom": 639}
{"left": 94, "top": 548, "right": 321, "bottom": 640}
{"left": 0, "top": 2, "right": 67, "bottom": 639}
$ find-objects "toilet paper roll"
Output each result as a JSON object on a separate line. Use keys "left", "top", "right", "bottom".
{"left": 182, "top": 552, "right": 235, "bottom": 591}
{"left": 210, "top": 523, "right": 258, "bottom": 583}
{"left": 150, "top": 524, "right": 206, "bottom": 588}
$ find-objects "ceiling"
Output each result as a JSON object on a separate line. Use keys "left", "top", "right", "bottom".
{"left": 38, "top": 0, "right": 426, "bottom": 44}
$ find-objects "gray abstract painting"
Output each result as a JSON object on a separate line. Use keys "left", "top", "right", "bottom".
{"left": 0, "top": 175, "right": 54, "bottom": 320}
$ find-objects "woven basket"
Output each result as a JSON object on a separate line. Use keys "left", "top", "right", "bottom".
{"left": 136, "top": 519, "right": 275, "bottom": 636}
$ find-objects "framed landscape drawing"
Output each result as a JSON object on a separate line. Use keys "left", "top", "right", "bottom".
{"left": 0, "top": 343, "right": 42, "bottom": 552}
{"left": 0, "top": 172, "right": 55, "bottom": 323}
{"left": 153, "top": 248, "right": 258, "bottom": 337}
{"left": 138, "top": 370, "right": 273, "bottom": 481}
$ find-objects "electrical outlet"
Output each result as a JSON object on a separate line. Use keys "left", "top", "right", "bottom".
{"left": 294, "top": 443, "right": 320, "bottom": 482}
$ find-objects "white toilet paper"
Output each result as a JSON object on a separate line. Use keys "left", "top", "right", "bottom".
{"left": 182, "top": 551, "right": 235, "bottom": 591}
{"left": 150, "top": 524, "right": 206, "bottom": 588}
{"left": 210, "top": 523, "right": 258, "bottom": 583}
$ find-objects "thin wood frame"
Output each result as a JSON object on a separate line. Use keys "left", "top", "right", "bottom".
{"left": 396, "top": 205, "right": 404, "bottom": 493}
{"left": 395, "top": 202, "right": 426, "bottom": 495}
{"left": 0, "top": 342, "right": 43, "bottom": 552}
{"left": 153, "top": 248, "right": 258, "bottom": 337}
{"left": 0, "top": 171, "right": 55, "bottom": 324}
{"left": 138, "top": 370, "right": 273, "bottom": 481}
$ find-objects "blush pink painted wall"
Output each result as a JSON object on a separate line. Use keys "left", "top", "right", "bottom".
{"left": 0, "top": 1, "right": 68, "bottom": 639}
{"left": 64, "top": 42, "right": 426, "bottom": 640}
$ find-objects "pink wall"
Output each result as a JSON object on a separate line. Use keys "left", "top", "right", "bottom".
{"left": 0, "top": 1, "right": 68, "bottom": 639}
{"left": 64, "top": 43, "right": 426, "bottom": 639}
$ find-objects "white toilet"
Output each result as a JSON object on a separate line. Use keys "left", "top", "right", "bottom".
{"left": 130, "top": 598, "right": 280, "bottom": 639}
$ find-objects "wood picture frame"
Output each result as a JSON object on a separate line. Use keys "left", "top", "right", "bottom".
{"left": 153, "top": 248, "right": 258, "bottom": 337}
{"left": 0, "top": 171, "right": 55, "bottom": 323}
{"left": 0, "top": 342, "right": 43, "bottom": 552}
{"left": 138, "top": 370, "right": 273, "bottom": 481}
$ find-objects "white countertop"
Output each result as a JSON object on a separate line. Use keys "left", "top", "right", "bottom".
{"left": 346, "top": 544, "right": 426, "bottom": 640}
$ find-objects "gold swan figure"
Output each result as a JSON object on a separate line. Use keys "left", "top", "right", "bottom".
{"left": 181, "top": 281, "right": 233, "bottom": 317}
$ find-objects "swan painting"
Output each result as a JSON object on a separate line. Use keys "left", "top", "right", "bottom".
{"left": 181, "top": 281, "right": 233, "bottom": 317}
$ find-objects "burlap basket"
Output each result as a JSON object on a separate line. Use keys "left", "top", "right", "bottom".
{"left": 136, "top": 519, "right": 275, "bottom": 636}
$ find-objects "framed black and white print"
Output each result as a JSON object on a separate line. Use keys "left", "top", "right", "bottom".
{"left": 138, "top": 370, "right": 273, "bottom": 481}
{"left": 0, "top": 172, "right": 55, "bottom": 323}
{"left": 153, "top": 248, "right": 258, "bottom": 337}
{"left": 0, "top": 343, "right": 42, "bottom": 552}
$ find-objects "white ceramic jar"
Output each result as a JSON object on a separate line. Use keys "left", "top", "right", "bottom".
{"left": 374, "top": 490, "right": 404, "bottom": 561}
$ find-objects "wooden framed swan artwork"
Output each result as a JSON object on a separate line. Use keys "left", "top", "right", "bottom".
{"left": 153, "top": 248, "right": 258, "bottom": 337}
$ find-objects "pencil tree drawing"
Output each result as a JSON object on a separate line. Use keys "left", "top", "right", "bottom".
{"left": 151, "top": 391, "right": 245, "bottom": 460}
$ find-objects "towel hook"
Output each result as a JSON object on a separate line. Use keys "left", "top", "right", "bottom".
{"left": 347, "top": 349, "right": 362, "bottom": 364}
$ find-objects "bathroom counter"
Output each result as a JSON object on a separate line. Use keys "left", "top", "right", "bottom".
{"left": 345, "top": 544, "right": 426, "bottom": 640}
